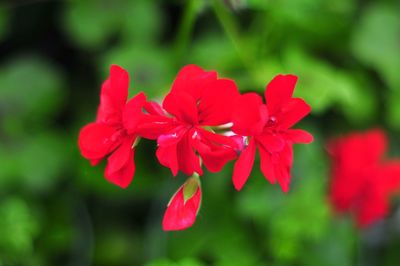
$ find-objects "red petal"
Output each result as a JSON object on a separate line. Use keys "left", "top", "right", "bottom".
{"left": 278, "top": 98, "right": 311, "bottom": 129}
{"left": 157, "top": 125, "right": 188, "bottom": 147}
{"left": 177, "top": 133, "right": 203, "bottom": 176}
{"left": 365, "top": 129, "right": 387, "bottom": 163}
{"left": 265, "top": 74, "right": 297, "bottom": 115}
{"left": 106, "top": 137, "right": 134, "bottom": 174}
{"left": 96, "top": 65, "right": 129, "bottom": 124}
{"left": 123, "top": 92, "right": 147, "bottom": 133}
{"left": 256, "top": 133, "right": 285, "bottom": 153}
{"left": 198, "top": 128, "right": 240, "bottom": 150}
{"left": 284, "top": 129, "right": 314, "bottom": 144}
{"left": 136, "top": 115, "right": 176, "bottom": 140}
{"left": 356, "top": 194, "right": 388, "bottom": 228}
{"left": 90, "top": 158, "right": 101, "bottom": 166}
{"left": 78, "top": 123, "right": 117, "bottom": 160}
{"left": 281, "top": 143, "right": 294, "bottom": 169}
{"left": 156, "top": 144, "right": 179, "bottom": 176}
{"left": 198, "top": 78, "right": 240, "bottom": 125}
{"left": 163, "top": 91, "right": 198, "bottom": 124}
{"left": 328, "top": 129, "right": 387, "bottom": 171}
{"left": 275, "top": 144, "right": 293, "bottom": 193}
{"left": 258, "top": 145, "right": 276, "bottom": 184}
{"left": 232, "top": 138, "right": 256, "bottom": 191}
{"left": 105, "top": 137, "right": 135, "bottom": 188}
{"left": 201, "top": 147, "right": 237, "bottom": 173}
{"left": 144, "top": 101, "right": 166, "bottom": 116}
{"left": 162, "top": 185, "right": 201, "bottom": 231}
{"left": 171, "top": 64, "right": 217, "bottom": 100}
{"left": 232, "top": 93, "right": 268, "bottom": 136}
{"left": 259, "top": 143, "right": 293, "bottom": 192}
{"left": 192, "top": 129, "right": 237, "bottom": 173}
{"left": 275, "top": 163, "right": 291, "bottom": 193}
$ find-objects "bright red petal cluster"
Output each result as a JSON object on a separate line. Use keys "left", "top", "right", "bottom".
{"left": 328, "top": 129, "right": 400, "bottom": 227}
{"left": 231, "top": 75, "right": 313, "bottom": 192}
{"left": 78, "top": 64, "right": 313, "bottom": 231}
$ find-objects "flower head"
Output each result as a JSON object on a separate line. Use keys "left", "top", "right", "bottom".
{"left": 78, "top": 65, "right": 146, "bottom": 188}
{"left": 231, "top": 74, "right": 313, "bottom": 192}
{"left": 155, "top": 65, "right": 241, "bottom": 176}
{"left": 328, "top": 129, "right": 400, "bottom": 227}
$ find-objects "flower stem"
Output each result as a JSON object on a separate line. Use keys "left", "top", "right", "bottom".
{"left": 210, "top": 0, "right": 258, "bottom": 82}
{"left": 174, "top": 0, "right": 198, "bottom": 65}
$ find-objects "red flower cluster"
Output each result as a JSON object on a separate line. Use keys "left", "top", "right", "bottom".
{"left": 78, "top": 64, "right": 312, "bottom": 231}
{"left": 328, "top": 129, "right": 400, "bottom": 227}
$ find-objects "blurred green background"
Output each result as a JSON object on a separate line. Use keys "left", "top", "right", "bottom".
{"left": 0, "top": 0, "right": 400, "bottom": 265}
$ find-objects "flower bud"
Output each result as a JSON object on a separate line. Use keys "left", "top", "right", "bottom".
{"left": 162, "top": 175, "right": 202, "bottom": 231}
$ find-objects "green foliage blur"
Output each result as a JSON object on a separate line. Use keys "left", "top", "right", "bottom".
{"left": 0, "top": 0, "right": 399, "bottom": 265}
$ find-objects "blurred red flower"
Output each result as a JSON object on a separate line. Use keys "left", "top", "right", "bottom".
{"left": 163, "top": 176, "right": 202, "bottom": 231}
{"left": 231, "top": 74, "right": 313, "bottom": 192}
{"left": 155, "top": 65, "right": 240, "bottom": 176}
{"left": 328, "top": 129, "right": 400, "bottom": 227}
{"left": 78, "top": 65, "right": 147, "bottom": 188}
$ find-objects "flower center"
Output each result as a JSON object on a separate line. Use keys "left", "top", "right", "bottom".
{"left": 267, "top": 116, "right": 277, "bottom": 127}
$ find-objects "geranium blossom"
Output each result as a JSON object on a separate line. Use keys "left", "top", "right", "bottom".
{"left": 328, "top": 129, "right": 400, "bottom": 227}
{"left": 78, "top": 65, "right": 147, "bottom": 188}
{"left": 154, "top": 65, "right": 240, "bottom": 176}
{"left": 78, "top": 64, "right": 315, "bottom": 231}
{"left": 231, "top": 74, "right": 313, "bottom": 192}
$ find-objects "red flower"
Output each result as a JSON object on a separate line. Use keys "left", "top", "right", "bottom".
{"left": 328, "top": 130, "right": 386, "bottom": 213}
{"left": 78, "top": 65, "right": 147, "bottom": 188}
{"left": 356, "top": 162, "right": 400, "bottom": 226}
{"left": 155, "top": 65, "right": 240, "bottom": 176}
{"left": 328, "top": 129, "right": 400, "bottom": 227}
{"left": 162, "top": 176, "right": 202, "bottom": 231}
{"left": 231, "top": 74, "right": 313, "bottom": 192}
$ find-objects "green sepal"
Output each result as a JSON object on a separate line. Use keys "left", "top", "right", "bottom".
{"left": 183, "top": 174, "right": 201, "bottom": 204}
{"left": 131, "top": 137, "right": 141, "bottom": 148}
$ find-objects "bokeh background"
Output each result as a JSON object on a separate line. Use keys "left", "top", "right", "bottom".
{"left": 0, "top": 0, "right": 400, "bottom": 265}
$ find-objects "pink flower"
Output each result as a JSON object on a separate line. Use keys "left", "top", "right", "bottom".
{"left": 231, "top": 74, "right": 313, "bottom": 192}
{"left": 78, "top": 65, "right": 147, "bottom": 188}
{"left": 163, "top": 176, "right": 202, "bottom": 231}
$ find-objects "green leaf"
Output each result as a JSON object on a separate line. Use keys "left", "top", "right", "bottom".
{"left": 94, "top": 229, "right": 143, "bottom": 265}
{"left": 120, "top": 0, "right": 163, "bottom": 43}
{"left": 385, "top": 90, "right": 400, "bottom": 130}
{"left": 190, "top": 34, "right": 239, "bottom": 72}
{"left": 18, "top": 133, "right": 69, "bottom": 193}
{"left": 0, "top": 56, "right": 64, "bottom": 126}
{"left": 63, "top": 0, "right": 123, "bottom": 49}
{"left": 63, "top": 0, "right": 163, "bottom": 49}
{"left": 0, "top": 197, "right": 39, "bottom": 259}
{"left": 145, "top": 257, "right": 205, "bottom": 266}
{"left": 248, "top": 0, "right": 355, "bottom": 45}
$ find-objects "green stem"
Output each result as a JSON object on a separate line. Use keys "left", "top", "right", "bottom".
{"left": 174, "top": 0, "right": 198, "bottom": 64}
{"left": 210, "top": 0, "right": 258, "bottom": 82}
